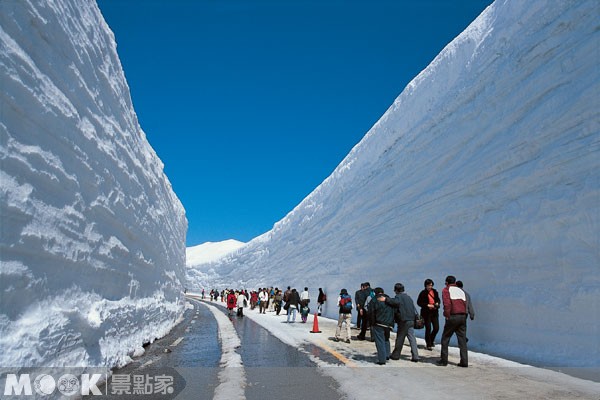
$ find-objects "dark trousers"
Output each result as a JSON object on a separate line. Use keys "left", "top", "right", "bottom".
{"left": 440, "top": 314, "right": 468, "bottom": 365}
{"left": 392, "top": 320, "right": 419, "bottom": 360}
{"left": 358, "top": 311, "right": 372, "bottom": 340}
{"left": 423, "top": 312, "right": 440, "bottom": 347}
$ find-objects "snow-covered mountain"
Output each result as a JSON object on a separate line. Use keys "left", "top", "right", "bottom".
{"left": 187, "top": 0, "right": 599, "bottom": 369}
{"left": 187, "top": 240, "right": 246, "bottom": 266}
{"left": 0, "top": 0, "right": 187, "bottom": 368}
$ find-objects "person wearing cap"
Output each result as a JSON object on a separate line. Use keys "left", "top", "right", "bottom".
{"left": 381, "top": 283, "right": 419, "bottom": 362}
{"left": 368, "top": 287, "right": 395, "bottom": 365}
{"left": 334, "top": 288, "right": 353, "bottom": 343}
{"left": 437, "top": 275, "right": 469, "bottom": 367}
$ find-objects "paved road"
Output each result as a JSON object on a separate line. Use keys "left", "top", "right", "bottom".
{"left": 99, "top": 299, "right": 342, "bottom": 399}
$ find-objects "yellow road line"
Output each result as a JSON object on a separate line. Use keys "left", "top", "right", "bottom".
{"left": 316, "top": 341, "right": 358, "bottom": 368}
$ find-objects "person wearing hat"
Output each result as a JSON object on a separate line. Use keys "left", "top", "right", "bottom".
{"left": 334, "top": 289, "right": 353, "bottom": 343}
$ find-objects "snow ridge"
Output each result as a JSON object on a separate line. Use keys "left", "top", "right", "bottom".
{"left": 0, "top": 0, "right": 187, "bottom": 368}
{"left": 187, "top": 0, "right": 600, "bottom": 369}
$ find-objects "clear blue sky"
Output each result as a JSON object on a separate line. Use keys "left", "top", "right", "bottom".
{"left": 96, "top": 0, "right": 492, "bottom": 247}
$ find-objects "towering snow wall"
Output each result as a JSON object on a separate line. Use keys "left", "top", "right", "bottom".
{"left": 0, "top": 0, "right": 187, "bottom": 367}
{"left": 189, "top": 0, "right": 599, "bottom": 369}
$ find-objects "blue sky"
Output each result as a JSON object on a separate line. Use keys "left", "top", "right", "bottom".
{"left": 96, "top": 0, "right": 492, "bottom": 246}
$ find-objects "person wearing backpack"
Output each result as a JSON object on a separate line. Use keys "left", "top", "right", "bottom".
{"left": 334, "top": 289, "right": 353, "bottom": 343}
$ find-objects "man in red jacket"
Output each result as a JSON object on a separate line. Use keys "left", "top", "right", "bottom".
{"left": 436, "top": 275, "right": 469, "bottom": 367}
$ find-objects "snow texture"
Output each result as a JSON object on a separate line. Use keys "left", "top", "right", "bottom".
{"left": 187, "top": 240, "right": 245, "bottom": 267}
{"left": 187, "top": 0, "right": 600, "bottom": 369}
{"left": 0, "top": 0, "right": 187, "bottom": 368}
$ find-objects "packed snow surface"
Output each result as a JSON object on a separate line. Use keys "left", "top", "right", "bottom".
{"left": 0, "top": 0, "right": 187, "bottom": 368}
{"left": 188, "top": 0, "right": 600, "bottom": 370}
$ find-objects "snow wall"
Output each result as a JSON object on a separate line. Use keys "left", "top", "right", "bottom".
{"left": 188, "top": 0, "right": 599, "bottom": 369}
{"left": 0, "top": 0, "right": 187, "bottom": 368}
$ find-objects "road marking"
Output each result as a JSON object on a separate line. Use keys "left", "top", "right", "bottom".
{"left": 140, "top": 360, "right": 153, "bottom": 368}
{"left": 316, "top": 341, "right": 358, "bottom": 368}
{"left": 170, "top": 337, "right": 184, "bottom": 347}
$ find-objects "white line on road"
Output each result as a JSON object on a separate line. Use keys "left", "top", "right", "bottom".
{"left": 170, "top": 337, "right": 184, "bottom": 347}
{"left": 194, "top": 300, "right": 246, "bottom": 400}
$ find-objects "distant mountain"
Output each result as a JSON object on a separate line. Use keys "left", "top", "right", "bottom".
{"left": 187, "top": 240, "right": 246, "bottom": 266}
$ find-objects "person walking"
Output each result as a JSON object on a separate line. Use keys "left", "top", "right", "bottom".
{"left": 368, "top": 287, "right": 395, "bottom": 365}
{"left": 317, "top": 288, "right": 327, "bottom": 316}
{"left": 226, "top": 290, "right": 237, "bottom": 316}
{"left": 300, "top": 287, "right": 310, "bottom": 307}
{"left": 417, "top": 278, "right": 441, "bottom": 350}
{"left": 437, "top": 275, "right": 469, "bottom": 367}
{"left": 274, "top": 289, "right": 283, "bottom": 315}
{"left": 236, "top": 290, "right": 247, "bottom": 317}
{"left": 286, "top": 288, "right": 301, "bottom": 323}
{"left": 382, "top": 283, "right": 419, "bottom": 362}
{"left": 334, "top": 289, "right": 353, "bottom": 343}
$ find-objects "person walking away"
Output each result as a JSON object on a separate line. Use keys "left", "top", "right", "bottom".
{"left": 259, "top": 289, "right": 269, "bottom": 314}
{"left": 300, "top": 302, "right": 310, "bottom": 323}
{"left": 317, "top": 288, "right": 327, "bottom": 316}
{"left": 354, "top": 284, "right": 364, "bottom": 330}
{"left": 274, "top": 289, "right": 283, "bottom": 315}
{"left": 283, "top": 286, "right": 292, "bottom": 314}
{"left": 382, "top": 283, "right": 419, "bottom": 362}
{"left": 300, "top": 287, "right": 310, "bottom": 307}
{"left": 417, "top": 278, "right": 441, "bottom": 350}
{"left": 368, "top": 287, "right": 395, "bottom": 365}
{"left": 437, "top": 275, "right": 469, "bottom": 367}
{"left": 226, "top": 290, "right": 237, "bottom": 316}
{"left": 286, "top": 288, "right": 301, "bottom": 323}
{"left": 334, "top": 289, "right": 353, "bottom": 343}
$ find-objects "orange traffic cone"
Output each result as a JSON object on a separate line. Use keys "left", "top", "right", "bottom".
{"left": 310, "top": 312, "right": 322, "bottom": 333}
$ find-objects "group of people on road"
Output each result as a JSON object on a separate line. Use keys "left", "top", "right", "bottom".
{"left": 199, "top": 276, "right": 474, "bottom": 367}
{"left": 334, "top": 277, "right": 474, "bottom": 366}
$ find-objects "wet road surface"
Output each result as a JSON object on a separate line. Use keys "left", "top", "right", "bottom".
{"left": 101, "top": 299, "right": 343, "bottom": 399}
{"left": 226, "top": 309, "right": 343, "bottom": 400}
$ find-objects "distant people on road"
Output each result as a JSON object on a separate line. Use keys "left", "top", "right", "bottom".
{"left": 368, "top": 287, "right": 394, "bottom": 365}
{"left": 236, "top": 290, "right": 247, "bottom": 317}
{"left": 286, "top": 288, "right": 301, "bottom": 323}
{"left": 300, "top": 287, "right": 310, "bottom": 307}
{"left": 417, "top": 278, "right": 441, "bottom": 350}
{"left": 300, "top": 302, "right": 310, "bottom": 323}
{"left": 334, "top": 288, "right": 353, "bottom": 343}
{"left": 258, "top": 288, "right": 269, "bottom": 314}
{"left": 226, "top": 290, "right": 237, "bottom": 316}
{"left": 283, "top": 286, "right": 292, "bottom": 314}
{"left": 382, "top": 283, "right": 419, "bottom": 362}
{"left": 317, "top": 288, "right": 327, "bottom": 316}
{"left": 437, "top": 275, "right": 469, "bottom": 367}
{"left": 274, "top": 289, "right": 283, "bottom": 315}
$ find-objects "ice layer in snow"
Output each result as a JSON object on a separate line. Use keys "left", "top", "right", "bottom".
{"left": 0, "top": 0, "right": 187, "bottom": 368}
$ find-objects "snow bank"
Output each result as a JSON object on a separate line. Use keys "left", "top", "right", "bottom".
{"left": 0, "top": 0, "right": 187, "bottom": 368}
{"left": 187, "top": 0, "right": 599, "bottom": 369}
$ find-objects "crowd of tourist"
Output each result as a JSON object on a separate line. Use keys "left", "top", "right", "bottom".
{"left": 197, "top": 276, "right": 474, "bottom": 367}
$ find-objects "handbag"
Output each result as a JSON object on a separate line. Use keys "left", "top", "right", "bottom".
{"left": 414, "top": 314, "right": 425, "bottom": 329}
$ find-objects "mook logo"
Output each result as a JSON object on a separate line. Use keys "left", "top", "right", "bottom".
{"left": 2, "top": 369, "right": 107, "bottom": 397}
